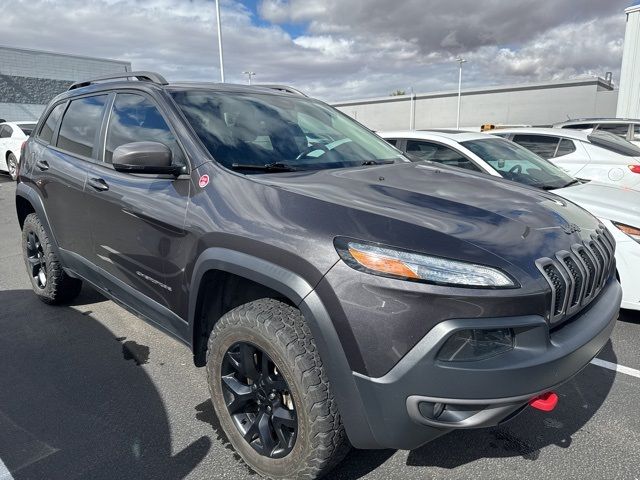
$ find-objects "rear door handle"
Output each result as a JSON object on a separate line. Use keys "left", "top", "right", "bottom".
{"left": 88, "top": 177, "right": 109, "bottom": 192}
{"left": 36, "top": 159, "right": 49, "bottom": 171}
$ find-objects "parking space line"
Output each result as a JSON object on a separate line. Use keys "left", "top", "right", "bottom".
{"left": 591, "top": 358, "right": 640, "bottom": 379}
{"left": 0, "top": 457, "right": 14, "bottom": 480}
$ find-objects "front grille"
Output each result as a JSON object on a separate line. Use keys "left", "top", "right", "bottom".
{"left": 537, "top": 227, "right": 615, "bottom": 325}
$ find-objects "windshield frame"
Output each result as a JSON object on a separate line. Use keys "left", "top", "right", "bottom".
{"left": 461, "top": 137, "right": 576, "bottom": 190}
{"left": 168, "top": 88, "right": 406, "bottom": 174}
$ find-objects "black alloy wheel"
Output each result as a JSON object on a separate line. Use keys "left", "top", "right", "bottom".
{"left": 221, "top": 341, "right": 297, "bottom": 459}
{"left": 26, "top": 231, "right": 47, "bottom": 289}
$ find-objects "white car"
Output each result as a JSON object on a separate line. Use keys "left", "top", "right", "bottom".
{"left": 491, "top": 127, "right": 640, "bottom": 192}
{"left": 553, "top": 118, "right": 640, "bottom": 146}
{"left": 380, "top": 129, "right": 640, "bottom": 311}
{"left": 0, "top": 121, "right": 36, "bottom": 180}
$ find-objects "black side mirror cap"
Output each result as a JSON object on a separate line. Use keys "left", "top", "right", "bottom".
{"left": 112, "top": 141, "right": 181, "bottom": 175}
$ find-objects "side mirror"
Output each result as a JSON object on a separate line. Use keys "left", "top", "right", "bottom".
{"left": 112, "top": 141, "right": 180, "bottom": 175}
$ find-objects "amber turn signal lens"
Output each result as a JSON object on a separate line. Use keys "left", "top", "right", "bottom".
{"left": 348, "top": 246, "right": 419, "bottom": 279}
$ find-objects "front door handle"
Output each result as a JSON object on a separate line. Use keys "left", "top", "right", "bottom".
{"left": 36, "top": 159, "right": 49, "bottom": 171}
{"left": 88, "top": 177, "right": 109, "bottom": 192}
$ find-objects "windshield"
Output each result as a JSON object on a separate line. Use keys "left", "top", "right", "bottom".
{"left": 170, "top": 90, "right": 404, "bottom": 172}
{"left": 462, "top": 137, "right": 575, "bottom": 189}
{"left": 588, "top": 130, "right": 640, "bottom": 157}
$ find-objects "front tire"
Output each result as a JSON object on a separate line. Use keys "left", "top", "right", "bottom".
{"left": 22, "top": 213, "right": 82, "bottom": 304}
{"left": 206, "top": 299, "right": 349, "bottom": 479}
{"left": 7, "top": 153, "right": 18, "bottom": 180}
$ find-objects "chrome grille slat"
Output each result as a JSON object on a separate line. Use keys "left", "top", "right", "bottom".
{"left": 537, "top": 229, "right": 616, "bottom": 325}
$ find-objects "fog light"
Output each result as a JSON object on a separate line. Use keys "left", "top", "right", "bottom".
{"left": 437, "top": 328, "right": 514, "bottom": 362}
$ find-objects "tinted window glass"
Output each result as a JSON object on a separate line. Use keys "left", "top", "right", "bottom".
{"left": 555, "top": 138, "right": 576, "bottom": 157}
{"left": 0, "top": 125, "right": 13, "bottom": 138}
{"left": 105, "top": 93, "right": 185, "bottom": 166}
{"left": 511, "top": 134, "right": 560, "bottom": 159}
{"left": 18, "top": 124, "right": 36, "bottom": 136}
{"left": 562, "top": 123, "right": 594, "bottom": 130}
{"left": 39, "top": 103, "right": 66, "bottom": 144}
{"left": 170, "top": 90, "right": 403, "bottom": 173}
{"left": 56, "top": 96, "right": 107, "bottom": 158}
{"left": 596, "top": 123, "right": 629, "bottom": 137}
{"left": 406, "top": 140, "right": 480, "bottom": 171}
{"left": 462, "top": 138, "right": 574, "bottom": 189}
{"left": 588, "top": 130, "right": 640, "bottom": 156}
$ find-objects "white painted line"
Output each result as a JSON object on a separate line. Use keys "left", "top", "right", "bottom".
{"left": 0, "top": 457, "right": 14, "bottom": 480}
{"left": 591, "top": 357, "right": 640, "bottom": 379}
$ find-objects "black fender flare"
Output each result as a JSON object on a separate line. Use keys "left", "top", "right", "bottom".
{"left": 15, "top": 182, "right": 61, "bottom": 255}
{"left": 188, "top": 247, "right": 377, "bottom": 448}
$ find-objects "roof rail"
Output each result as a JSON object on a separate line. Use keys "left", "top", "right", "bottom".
{"left": 68, "top": 71, "right": 169, "bottom": 91}
{"left": 256, "top": 84, "right": 308, "bottom": 97}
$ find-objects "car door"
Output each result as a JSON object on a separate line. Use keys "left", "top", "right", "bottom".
{"left": 84, "top": 91, "right": 191, "bottom": 321}
{"left": 0, "top": 125, "right": 12, "bottom": 171}
{"left": 31, "top": 96, "right": 106, "bottom": 261}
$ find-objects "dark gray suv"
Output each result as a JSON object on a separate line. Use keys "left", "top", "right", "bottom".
{"left": 16, "top": 72, "right": 621, "bottom": 479}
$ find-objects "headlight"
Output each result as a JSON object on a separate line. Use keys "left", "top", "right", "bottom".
{"left": 334, "top": 239, "right": 517, "bottom": 288}
{"left": 612, "top": 221, "right": 640, "bottom": 243}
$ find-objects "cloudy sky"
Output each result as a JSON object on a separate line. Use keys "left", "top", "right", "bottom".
{"left": 0, "top": 0, "right": 631, "bottom": 101}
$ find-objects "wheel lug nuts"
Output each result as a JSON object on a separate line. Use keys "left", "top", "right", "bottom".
{"left": 268, "top": 393, "right": 276, "bottom": 400}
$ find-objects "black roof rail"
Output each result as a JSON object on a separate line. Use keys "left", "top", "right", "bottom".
{"left": 68, "top": 71, "right": 169, "bottom": 91}
{"left": 256, "top": 84, "right": 308, "bottom": 97}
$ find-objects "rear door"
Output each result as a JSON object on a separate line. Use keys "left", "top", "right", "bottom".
{"left": 84, "top": 91, "right": 191, "bottom": 322}
{"left": 32, "top": 96, "right": 107, "bottom": 260}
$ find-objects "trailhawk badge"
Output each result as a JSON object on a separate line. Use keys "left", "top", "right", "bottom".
{"left": 199, "top": 174, "right": 210, "bottom": 188}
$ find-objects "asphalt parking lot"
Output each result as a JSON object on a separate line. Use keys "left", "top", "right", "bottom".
{"left": 0, "top": 175, "right": 639, "bottom": 480}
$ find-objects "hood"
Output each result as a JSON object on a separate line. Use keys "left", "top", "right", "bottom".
{"left": 258, "top": 162, "right": 602, "bottom": 279}
{"left": 553, "top": 180, "right": 640, "bottom": 228}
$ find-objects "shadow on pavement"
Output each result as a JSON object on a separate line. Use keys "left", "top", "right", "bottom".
{"left": 0, "top": 289, "right": 211, "bottom": 480}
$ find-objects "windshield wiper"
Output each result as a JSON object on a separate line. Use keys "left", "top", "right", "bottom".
{"left": 361, "top": 159, "right": 395, "bottom": 165}
{"left": 230, "top": 162, "right": 297, "bottom": 172}
{"left": 561, "top": 179, "right": 581, "bottom": 188}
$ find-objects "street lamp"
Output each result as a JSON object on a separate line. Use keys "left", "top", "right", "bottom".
{"left": 243, "top": 71, "right": 256, "bottom": 85}
{"left": 456, "top": 57, "right": 467, "bottom": 129}
{"left": 215, "top": 0, "right": 225, "bottom": 82}
{"left": 409, "top": 86, "right": 416, "bottom": 130}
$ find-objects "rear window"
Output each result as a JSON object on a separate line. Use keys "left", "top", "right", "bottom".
{"left": 38, "top": 103, "right": 66, "bottom": 144}
{"left": 56, "top": 95, "right": 108, "bottom": 158}
{"left": 588, "top": 131, "right": 640, "bottom": 157}
{"left": 596, "top": 123, "right": 630, "bottom": 137}
{"left": 18, "top": 123, "right": 36, "bottom": 136}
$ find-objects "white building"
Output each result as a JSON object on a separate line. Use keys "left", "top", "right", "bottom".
{"left": 333, "top": 78, "right": 617, "bottom": 131}
{"left": 0, "top": 45, "right": 131, "bottom": 121}
{"left": 617, "top": 2, "right": 640, "bottom": 118}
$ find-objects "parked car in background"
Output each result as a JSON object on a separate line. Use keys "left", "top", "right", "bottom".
{"left": 380, "top": 130, "right": 640, "bottom": 312}
{"left": 554, "top": 118, "right": 640, "bottom": 146}
{"left": 0, "top": 121, "right": 36, "bottom": 180}
{"left": 491, "top": 127, "right": 640, "bottom": 192}
{"left": 15, "top": 71, "right": 621, "bottom": 480}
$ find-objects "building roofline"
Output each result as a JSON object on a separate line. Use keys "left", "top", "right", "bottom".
{"left": 332, "top": 77, "right": 614, "bottom": 107}
{"left": 625, "top": 3, "right": 640, "bottom": 14}
{"left": 0, "top": 44, "right": 131, "bottom": 67}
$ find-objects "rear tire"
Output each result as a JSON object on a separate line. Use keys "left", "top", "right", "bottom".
{"left": 206, "top": 298, "right": 349, "bottom": 479}
{"left": 22, "top": 213, "right": 82, "bottom": 304}
{"left": 7, "top": 153, "right": 18, "bottom": 181}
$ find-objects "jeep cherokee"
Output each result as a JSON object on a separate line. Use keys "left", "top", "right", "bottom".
{"left": 16, "top": 71, "right": 621, "bottom": 479}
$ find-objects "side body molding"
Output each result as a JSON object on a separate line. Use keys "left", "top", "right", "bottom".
{"left": 188, "top": 247, "right": 377, "bottom": 448}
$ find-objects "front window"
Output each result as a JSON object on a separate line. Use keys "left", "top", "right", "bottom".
{"left": 462, "top": 138, "right": 574, "bottom": 189}
{"left": 170, "top": 90, "right": 404, "bottom": 172}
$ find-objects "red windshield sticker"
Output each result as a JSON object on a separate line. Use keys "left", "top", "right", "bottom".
{"left": 199, "top": 174, "right": 210, "bottom": 188}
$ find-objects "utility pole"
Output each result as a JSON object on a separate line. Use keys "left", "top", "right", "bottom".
{"left": 243, "top": 71, "right": 256, "bottom": 85}
{"left": 215, "top": 0, "right": 225, "bottom": 82}
{"left": 456, "top": 57, "right": 466, "bottom": 129}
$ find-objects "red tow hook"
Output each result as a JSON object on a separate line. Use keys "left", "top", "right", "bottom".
{"left": 529, "top": 392, "right": 558, "bottom": 412}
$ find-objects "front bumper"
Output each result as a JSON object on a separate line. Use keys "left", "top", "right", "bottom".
{"left": 349, "top": 279, "right": 621, "bottom": 450}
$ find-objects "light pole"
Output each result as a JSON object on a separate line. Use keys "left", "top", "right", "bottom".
{"left": 243, "top": 71, "right": 256, "bottom": 85}
{"left": 409, "top": 87, "right": 416, "bottom": 130}
{"left": 456, "top": 57, "right": 466, "bottom": 129}
{"left": 215, "top": 0, "right": 225, "bottom": 82}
